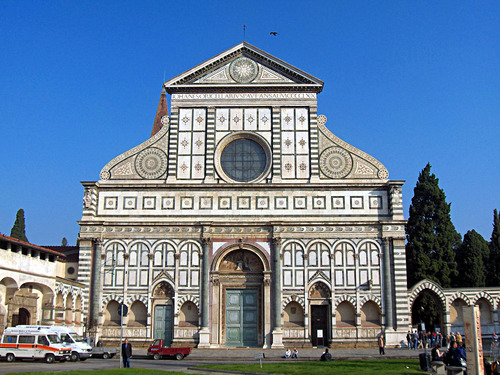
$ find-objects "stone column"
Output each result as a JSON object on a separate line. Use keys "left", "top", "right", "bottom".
{"left": 198, "top": 237, "right": 211, "bottom": 347}
{"left": 382, "top": 238, "right": 394, "bottom": 330}
{"left": 90, "top": 239, "right": 102, "bottom": 333}
{"left": 271, "top": 236, "right": 284, "bottom": 348}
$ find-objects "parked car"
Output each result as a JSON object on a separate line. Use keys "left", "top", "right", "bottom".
{"left": 91, "top": 346, "right": 117, "bottom": 359}
{"left": 147, "top": 339, "right": 191, "bottom": 360}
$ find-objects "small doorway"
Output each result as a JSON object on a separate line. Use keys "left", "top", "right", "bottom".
{"left": 12, "top": 308, "right": 31, "bottom": 327}
{"left": 154, "top": 305, "right": 173, "bottom": 346}
{"left": 311, "top": 305, "right": 328, "bottom": 346}
{"left": 225, "top": 289, "right": 258, "bottom": 347}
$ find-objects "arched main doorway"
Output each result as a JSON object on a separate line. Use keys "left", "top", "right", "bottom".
{"left": 212, "top": 246, "right": 269, "bottom": 347}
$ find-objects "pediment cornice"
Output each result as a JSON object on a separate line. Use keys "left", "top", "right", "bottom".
{"left": 164, "top": 42, "right": 323, "bottom": 93}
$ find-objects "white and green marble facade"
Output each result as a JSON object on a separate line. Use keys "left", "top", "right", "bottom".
{"left": 79, "top": 42, "right": 409, "bottom": 347}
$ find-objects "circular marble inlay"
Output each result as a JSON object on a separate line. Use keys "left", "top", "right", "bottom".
{"left": 229, "top": 57, "right": 259, "bottom": 83}
{"left": 319, "top": 147, "right": 353, "bottom": 178}
{"left": 135, "top": 147, "right": 167, "bottom": 179}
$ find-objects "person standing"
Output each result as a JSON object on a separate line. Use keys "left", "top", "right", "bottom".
{"left": 378, "top": 334, "right": 385, "bottom": 355}
{"left": 122, "top": 338, "right": 132, "bottom": 368}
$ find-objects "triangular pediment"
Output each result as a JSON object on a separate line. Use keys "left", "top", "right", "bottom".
{"left": 164, "top": 42, "right": 323, "bottom": 93}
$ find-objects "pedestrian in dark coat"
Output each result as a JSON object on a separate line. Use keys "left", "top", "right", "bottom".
{"left": 122, "top": 338, "right": 132, "bottom": 368}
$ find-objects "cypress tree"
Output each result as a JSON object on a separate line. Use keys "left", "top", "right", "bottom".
{"left": 455, "top": 230, "right": 488, "bottom": 287}
{"left": 10, "top": 209, "right": 29, "bottom": 242}
{"left": 61, "top": 237, "right": 68, "bottom": 246}
{"left": 488, "top": 209, "right": 500, "bottom": 286}
{"left": 406, "top": 163, "right": 461, "bottom": 288}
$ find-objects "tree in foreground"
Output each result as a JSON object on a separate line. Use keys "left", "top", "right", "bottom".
{"left": 10, "top": 208, "right": 29, "bottom": 242}
{"left": 488, "top": 209, "right": 500, "bottom": 286}
{"left": 455, "top": 230, "right": 488, "bottom": 287}
{"left": 406, "top": 163, "right": 461, "bottom": 288}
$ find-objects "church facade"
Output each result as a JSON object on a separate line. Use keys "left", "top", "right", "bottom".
{"left": 78, "top": 42, "right": 409, "bottom": 347}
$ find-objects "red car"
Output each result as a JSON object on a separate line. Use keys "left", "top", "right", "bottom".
{"left": 147, "top": 339, "right": 191, "bottom": 360}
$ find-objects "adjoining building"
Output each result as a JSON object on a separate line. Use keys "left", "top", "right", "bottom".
{"left": 0, "top": 234, "right": 85, "bottom": 335}
{"left": 78, "top": 42, "right": 409, "bottom": 347}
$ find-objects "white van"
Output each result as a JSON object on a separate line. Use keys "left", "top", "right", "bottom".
{"left": 0, "top": 326, "right": 71, "bottom": 363}
{"left": 16, "top": 325, "right": 92, "bottom": 361}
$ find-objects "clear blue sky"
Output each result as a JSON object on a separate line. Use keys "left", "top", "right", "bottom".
{"left": 1, "top": 1, "right": 498, "bottom": 245}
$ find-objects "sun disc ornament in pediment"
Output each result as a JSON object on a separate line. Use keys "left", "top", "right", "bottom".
{"left": 229, "top": 57, "right": 259, "bottom": 83}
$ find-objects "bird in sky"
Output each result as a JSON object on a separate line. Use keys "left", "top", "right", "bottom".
{"left": 270, "top": 31, "right": 279, "bottom": 36}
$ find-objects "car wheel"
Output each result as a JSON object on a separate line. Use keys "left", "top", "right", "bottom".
{"left": 153, "top": 353, "right": 160, "bottom": 360}
{"left": 45, "top": 354, "right": 55, "bottom": 364}
{"left": 102, "top": 352, "right": 109, "bottom": 360}
{"left": 175, "top": 353, "right": 184, "bottom": 360}
{"left": 6, "top": 353, "right": 15, "bottom": 362}
{"left": 70, "top": 352, "right": 80, "bottom": 362}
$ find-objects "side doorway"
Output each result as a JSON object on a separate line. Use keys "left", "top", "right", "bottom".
{"left": 154, "top": 305, "right": 173, "bottom": 346}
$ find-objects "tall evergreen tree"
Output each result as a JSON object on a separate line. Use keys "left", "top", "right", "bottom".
{"left": 455, "top": 230, "right": 488, "bottom": 287}
{"left": 488, "top": 209, "right": 500, "bottom": 286}
{"left": 10, "top": 209, "right": 28, "bottom": 242}
{"left": 61, "top": 237, "right": 68, "bottom": 246}
{"left": 406, "top": 163, "right": 461, "bottom": 288}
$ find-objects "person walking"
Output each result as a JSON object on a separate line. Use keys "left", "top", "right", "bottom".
{"left": 121, "top": 338, "right": 132, "bottom": 368}
{"left": 378, "top": 334, "right": 385, "bottom": 355}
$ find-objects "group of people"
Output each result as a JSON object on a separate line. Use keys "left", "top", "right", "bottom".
{"left": 284, "top": 347, "right": 299, "bottom": 359}
{"left": 406, "top": 330, "right": 445, "bottom": 349}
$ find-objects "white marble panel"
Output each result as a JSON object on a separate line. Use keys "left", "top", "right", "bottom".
{"left": 244, "top": 108, "right": 257, "bottom": 130}
{"left": 178, "top": 132, "right": 192, "bottom": 155}
{"left": 166, "top": 252, "right": 175, "bottom": 266}
{"left": 347, "top": 270, "right": 356, "bottom": 286}
{"left": 216, "top": 108, "right": 229, "bottom": 130}
{"left": 193, "top": 108, "right": 206, "bottom": 131}
{"left": 284, "top": 251, "right": 291, "bottom": 266}
{"left": 177, "top": 156, "right": 191, "bottom": 179}
{"left": 295, "top": 132, "right": 309, "bottom": 155}
{"left": 140, "top": 270, "right": 148, "bottom": 286}
{"left": 284, "top": 270, "right": 292, "bottom": 286}
{"left": 282, "top": 155, "right": 295, "bottom": 179}
{"left": 256, "top": 241, "right": 270, "bottom": 254}
{"left": 212, "top": 242, "right": 225, "bottom": 254}
{"left": 104, "top": 272, "right": 112, "bottom": 286}
{"left": 372, "top": 270, "right": 380, "bottom": 285}
{"left": 128, "top": 270, "right": 137, "bottom": 286}
{"left": 192, "top": 252, "right": 199, "bottom": 266}
{"left": 191, "top": 270, "right": 199, "bottom": 286}
{"left": 359, "top": 251, "right": 367, "bottom": 266}
{"left": 295, "top": 108, "right": 309, "bottom": 130}
{"left": 180, "top": 251, "right": 188, "bottom": 266}
{"left": 347, "top": 251, "right": 355, "bottom": 266}
{"left": 335, "top": 251, "right": 343, "bottom": 266}
{"left": 179, "top": 108, "right": 192, "bottom": 131}
{"left": 116, "top": 270, "right": 124, "bottom": 285}
{"left": 282, "top": 132, "right": 295, "bottom": 154}
{"left": 296, "top": 270, "right": 304, "bottom": 286}
{"left": 258, "top": 108, "right": 271, "bottom": 131}
{"left": 191, "top": 155, "right": 205, "bottom": 179}
{"left": 296, "top": 155, "right": 310, "bottom": 179}
{"left": 179, "top": 270, "right": 187, "bottom": 286}
{"left": 335, "top": 270, "right": 344, "bottom": 286}
{"left": 192, "top": 132, "right": 205, "bottom": 155}
{"left": 321, "top": 251, "right": 330, "bottom": 266}
{"left": 281, "top": 108, "right": 294, "bottom": 130}
{"left": 371, "top": 251, "right": 379, "bottom": 265}
{"left": 360, "top": 269, "right": 368, "bottom": 285}
{"left": 230, "top": 108, "right": 243, "bottom": 130}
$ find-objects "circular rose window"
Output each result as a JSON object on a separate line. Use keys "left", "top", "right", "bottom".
{"left": 215, "top": 133, "right": 271, "bottom": 183}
